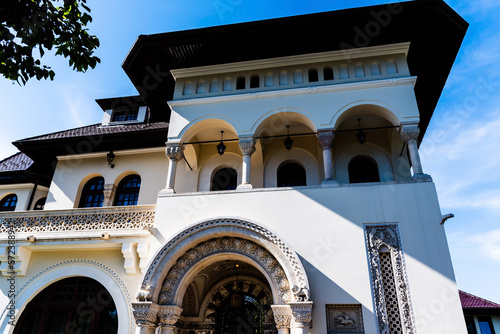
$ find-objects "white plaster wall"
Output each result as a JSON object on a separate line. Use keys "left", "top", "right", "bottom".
{"left": 0, "top": 185, "right": 33, "bottom": 211}
{"left": 45, "top": 150, "right": 168, "bottom": 210}
{"left": 151, "top": 182, "right": 466, "bottom": 334}
{"left": 167, "top": 83, "right": 420, "bottom": 140}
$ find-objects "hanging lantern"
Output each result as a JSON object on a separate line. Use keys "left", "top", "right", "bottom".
{"left": 356, "top": 118, "right": 367, "bottom": 144}
{"left": 284, "top": 125, "right": 293, "bottom": 151}
{"left": 217, "top": 131, "right": 226, "bottom": 155}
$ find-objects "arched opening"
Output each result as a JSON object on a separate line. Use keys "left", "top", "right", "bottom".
{"left": 33, "top": 197, "right": 46, "bottom": 210}
{"left": 236, "top": 76, "right": 246, "bottom": 90}
{"left": 216, "top": 290, "right": 266, "bottom": 334}
{"left": 211, "top": 167, "right": 237, "bottom": 191}
{"left": 323, "top": 66, "right": 334, "bottom": 81}
{"left": 348, "top": 155, "right": 380, "bottom": 183}
{"left": 14, "top": 277, "right": 118, "bottom": 334}
{"left": 308, "top": 68, "right": 318, "bottom": 82}
{"left": 78, "top": 176, "right": 104, "bottom": 208}
{"left": 250, "top": 75, "right": 260, "bottom": 88}
{"left": 277, "top": 162, "right": 306, "bottom": 187}
{"left": 114, "top": 174, "right": 141, "bottom": 206}
{"left": 0, "top": 194, "right": 17, "bottom": 211}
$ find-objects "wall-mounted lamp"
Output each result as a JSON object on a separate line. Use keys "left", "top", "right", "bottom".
{"left": 217, "top": 131, "right": 226, "bottom": 155}
{"left": 356, "top": 118, "right": 367, "bottom": 144}
{"left": 107, "top": 151, "right": 115, "bottom": 168}
{"left": 284, "top": 125, "right": 294, "bottom": 151}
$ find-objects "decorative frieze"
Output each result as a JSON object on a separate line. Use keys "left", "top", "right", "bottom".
{"left": 0, "top": 206, "right": 155, "bottom": 234}
{"left": 158, "top": 305, "right": 183, "bottom": 328}
{"left": 289, "top": 302, "right": 313, "bottom": 328}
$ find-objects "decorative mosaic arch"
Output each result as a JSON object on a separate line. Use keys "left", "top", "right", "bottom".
{"left": 140, "top": 217, "right": 310, "bottom": 306}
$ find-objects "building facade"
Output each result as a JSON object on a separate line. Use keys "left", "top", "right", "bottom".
{"left": 0, "top": 1, "right": 469, "bottom": 333}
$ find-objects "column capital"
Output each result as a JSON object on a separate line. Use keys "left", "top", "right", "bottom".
{"left": 238, "top": 137, "right": 256, "bottom": 155}
{"left": 317, "top": 130, "right": 335, "bottom": 149}
{"left": 271, "top": 305, "right": 292, "bottom": 329}
{"left": 165, "top": 144, "right": 184, "bottom": 161}
{"left": 289, "top": 301, "right": 313, "bottom": 328}
{"left": 158, "top": 305, "right": 183, "bottom": 329}
{"left": 132, "top": 301, "right": 160, "bottom": 328}
{"left": 400, "top": 124, "right": 420, "bottom": 144}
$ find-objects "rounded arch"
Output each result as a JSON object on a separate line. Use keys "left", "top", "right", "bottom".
{"left": 114, "top": 174, "right": 141, "bottom": 206}
{"left": 335, "top": 143, "right": 394, "bottom": 184}
{"left": 75, "top": 173, "right": 104, "bottom": 208}
{"left": 348, "top": 155, "right": 380, "bottom": 183}
{"left": 251, "top": 108, "right": 319, "bottom": 134}
{"left": 0, "top": 261, "right": 130, "bottom": 334}
{"left": 140, "top": 218, "right": 310, "bottom": 307}
{"left": 177, "top": 117, "right": 239, "bottom": 144}
{"left": 113, "top": 170, "right": 140, "bottom": 187}
{"left": 0, "top": 193, "right": 17, "bottom": 212}
{"left": 331, "top": 101, "right": 404, "bottom": 129}
{"left": 277, "top": 160, "right": 307, "bottom": 187}
{"left": 198, "top": 152, "right": 242, "bottom": 192}
{"left": 264, "top": 148, "right": 320, "bottom": 187}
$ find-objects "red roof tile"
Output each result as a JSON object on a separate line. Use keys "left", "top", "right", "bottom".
{"left": 460, "top": 290, "right": 500, "bottom": 309}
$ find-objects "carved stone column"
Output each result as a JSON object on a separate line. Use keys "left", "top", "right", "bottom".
{"left": 103, "top": 184, "right": 116, "bottom": 206}
{"left": 400, "top": 124, "right": 432, "bottom": 181}
{"left": 132, "top": 302, "right": 159, "bottom": 334}
{"left": 237, "top": 137, "right": 256, "bottom": 190}
{"left": 272, "top": 305, "right": 292, "bottom": 334}
{"left": 158, "top": 305, "right": 183, "bottom": 334}
{"left": 289, "top": 302, "right": 313, "bottom": 334}
{"left": 317, "top": 130, "right": 338, "bottom": 185}
{"left": 162, "top": 144, "right": 184, "bottom": 194}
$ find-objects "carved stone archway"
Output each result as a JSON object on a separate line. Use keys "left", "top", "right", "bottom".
{"left": 132, "top": 218, "right": 313, "bottom": 333}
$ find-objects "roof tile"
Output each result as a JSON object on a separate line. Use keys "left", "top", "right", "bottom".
{"left": 0, "top": 152, "right": 34, "bottom": 172}
{"left": 460, "top": 290, "right": 500, "bottom": 309}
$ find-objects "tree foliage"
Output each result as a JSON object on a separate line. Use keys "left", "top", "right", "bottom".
{"left": 0, "top": 0, "right": 100, "bottom": 84}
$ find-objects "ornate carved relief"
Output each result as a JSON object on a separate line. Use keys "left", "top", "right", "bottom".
{"left": 400, "top": 126, "right": 419, "bottom": 144}
{"left": 317, "top": 131, "right": 335, "bottom": 149}
{"left": 239, "top": 137, "right": 256, "bottom": 155}
{"left": 132, "top": 301, "right": 160, "bottom": 327}
{"left": 365, "top": 224, "right": 415, "bottom": 334}
{"left": 166, "top": 144, "right": 184, "bottom": 161}
{"left": 0, "top": 206, "right": 155, "bottom": 234}
{"left": 289, "top": 302, "right": 313, "bottom": 328}
{"left": 141, "top": 218, "right": 308, "bottom": 296}
{"left": 271, "top": 305, "right": 292, "bottom": 329}
{"left": 326, "top": 304, "right": 364, "bottom": 333}
{"left": 158, "top": 305, "right": 183, "bottom": 328}
{"left": 158, "top": 237, "right": 291, "bottom": 305}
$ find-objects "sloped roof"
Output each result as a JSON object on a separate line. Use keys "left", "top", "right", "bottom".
{"left": 17, "top": 122, "right": 168, "bottom": 142}
{"left": 0, "top": 152, "right": 34, "bottom": 172}
{"left": 460, "top": 290, "right": 500, "bottom": 309}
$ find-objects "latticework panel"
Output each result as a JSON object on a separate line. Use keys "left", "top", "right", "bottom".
{"left": 380, "top": 252, "right": 403, "bottom": 333}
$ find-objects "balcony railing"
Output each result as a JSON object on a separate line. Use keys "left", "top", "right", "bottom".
{"left": 0, "top": 205, "right": 155, "bottom": 235}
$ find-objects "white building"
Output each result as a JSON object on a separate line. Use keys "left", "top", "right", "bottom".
{"left": 0, "top": 1, "right": 470, "bottom": 333}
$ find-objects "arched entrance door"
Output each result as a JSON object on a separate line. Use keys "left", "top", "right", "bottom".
{"left": 14, "top": 277, "right": 118, "bottom": 334}
{"left": 216, "top": 290, "right": 265, "bottom": 334}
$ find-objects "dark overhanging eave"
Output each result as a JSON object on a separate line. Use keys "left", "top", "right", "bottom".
{"left": 122, "top": 0, "right": 468, "bottom": 140}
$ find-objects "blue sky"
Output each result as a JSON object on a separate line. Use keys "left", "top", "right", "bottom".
{"left": 1, "top": 0, "right": 499, "bottom": 303}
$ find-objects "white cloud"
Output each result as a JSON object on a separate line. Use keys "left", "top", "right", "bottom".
{"left": 452, "top": 230, "right": 500, "bottom": 262}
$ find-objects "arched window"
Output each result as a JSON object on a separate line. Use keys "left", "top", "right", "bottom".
{"left": 265, "top": 72, "right": 274, "bottom": 87}
{"left": 236, "top": 76, "right": 246, "bottom": 90}
{"left": 223, "top": 77, "right": 232, "bottom": 91}
{"left": 211, "top": 168, "right": 237, "bottom": 191}
{"left": 250, "top": 75, "right": 260, "bottom": 88}
{"left": 14, "top": 277, "right": 118, "bottom": 334}
{"left": 323, "top": 66, "right": 334, "bottom": 80}
{"left": 114, "top": 175, "right": 141, "bottom": 206}
{"left": 33, "top": 197, "right": 46, "bottom": 210}
{"left": 348, "top": 155, "right": 380, "bottom": 183}
{"left": 277, "top": 162, "right": 306, "bottom": 187}
{"left": 183, "top": 82, "right": 192, "bottom": 95}
{"left": 0, "top": 194, "right": 17, "bottom": 211}
{"left": 308, "top": 68, "right": 318, "bottom": 82}
{"left": 339, "top": 65, "right": 349, "bottom": 79}
{"left": 79, "top": 177, "right": 104, "bottom": 208}
{"left": 209, "top": 79, "right": 218, "bottom": 92}
{"left": 294, "top": 69, "right": 303, "bottom": 84}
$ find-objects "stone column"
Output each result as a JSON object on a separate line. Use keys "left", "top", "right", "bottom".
{"left": 162, "top": 144, "right": 184, "bottom": 194}
{"left": 289, "top": 302, "right": 313, "bottom": 334}
{"left": 158, "top": 305, "right": 183, "bottom": 334}
{"left": 132, "top": 302, "right": 159, "bottom": 334}
{"left": 272, "top": 305, "right": 292, "bottom": 334}
{"left": 400, "top": 124, "right": 432, "bottom": 181}
{"left": 237, "top": 137, "right": 256, "bottom": 190}
{"left": 103, "top": 184, "right": 116, "bottom": 206}
{"left": 317, "top": 130, "right": 337, "bottom": 185}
